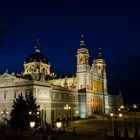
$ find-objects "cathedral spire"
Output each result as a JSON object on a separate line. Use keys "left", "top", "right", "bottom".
{"left": 35, "top": 38, "right": 41, "bottom": 53}
{"left": 80, "top": 34, "right": 86, "bottom": 48}
{"left": 97, "top": 47, "right": 103, "bottom": 59}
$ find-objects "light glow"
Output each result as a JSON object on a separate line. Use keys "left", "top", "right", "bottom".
{"left": 29, "top": 111, "right": 32, "bottom": 115}
{"left": 110, "top": 113, "right": 114, "bottom": 117}
{"left": 133, "top": 104, "right": 137, "bottom": 109}
{"left": 118, "top": 108, "right": 121, "bottom": 111}
{"left": 56, "top": 122, "right": 62, "bottom": 129}
{"left": 118, "top": 113, "right": 122, "bottom": 117}
{"left": 75, "top": 110, "right": 79, "bottom": 114}
{"left": 30, "top": 122, "right": 35, "bottom": 128}
{"left": 64, "top": 104, "right": 71, "bottom": 110}
{"left": 120, "top": 105, "right": 124, "bottom": 109}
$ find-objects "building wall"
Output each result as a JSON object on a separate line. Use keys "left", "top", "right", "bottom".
{"left": 0, "top": 73, "right": 79, "bottom": 124}
{"left": 49, "top": 77, "right": 76, "bottom": 89}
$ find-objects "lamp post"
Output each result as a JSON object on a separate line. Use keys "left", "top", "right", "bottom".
{"left": 120, "top": 105, "right": 124, "bottom": 112}
{"left": 133, "top": 104, "right": 137, "bottom": 111}
{"left": 0, "top": 110, "right": 9, "bottom": 125}
{"left": 118, "top": 113, "right": 122, "bottom": 118}
{"left": 56, "top": 121, "right": 62, "bottom": 132}
{"left": 30, "top": 121, "right": 35, "bottom": 129}
{"left": 30, "top": 121, "right": 35, "bottom": 135}
{"left": 64, "top": 104, "right": 71, "bottom": 126}
{"left": 110, "top": 113, "right": 114, "bottom": 136}
{"left": 29, "top": 111, "right": 40, "bottom": 128}
{"left": 132, "top": 104, "right": 137, "bottom": 140}
{"left": 118, "top": 105, "right": 124, "bottom": 117}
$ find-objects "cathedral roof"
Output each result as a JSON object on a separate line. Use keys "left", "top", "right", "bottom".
{"left": 26, "top": 52, "right": 49, "bottom": 64}
{"left": 25, "top": 39, "right": 49, "bottom": 64}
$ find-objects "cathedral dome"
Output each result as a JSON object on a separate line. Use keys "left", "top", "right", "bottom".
{"left": 26, "top": 52, "right": 49, "bottom": 64}
{"left": 25, "top": 39, "right": 49, "bottom": 64}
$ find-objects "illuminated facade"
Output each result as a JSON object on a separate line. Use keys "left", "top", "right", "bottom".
{"left": 50, "top": 36, "right": 108, "bottom": 118}
{"left": 0, "top": 37, "right": 122, "bottom": 124}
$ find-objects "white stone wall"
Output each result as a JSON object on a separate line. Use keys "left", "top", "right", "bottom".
{"left": 0, "top": 73, "right": 79, "bottom": 124}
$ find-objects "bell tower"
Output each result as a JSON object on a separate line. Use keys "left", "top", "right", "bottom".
{"left": 96, "top": 48, "right": 107, "bottom": 94}
{"left": 76, "top": 35, "right": 90, "bottom": 90}
{"left": 77, "top": 35, "right": 90, "bottom": 118}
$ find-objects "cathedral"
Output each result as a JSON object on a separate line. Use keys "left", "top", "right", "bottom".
{"left": 0, "top": 36, "right": 123, "bottom": 124}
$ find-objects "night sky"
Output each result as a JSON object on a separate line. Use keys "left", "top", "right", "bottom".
{"left": 0, "top": 0, "right": 140, "bottom": 104}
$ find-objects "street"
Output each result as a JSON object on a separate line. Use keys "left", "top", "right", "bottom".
{"left": 64, "top": 114, "right": 140, "bottom": 138}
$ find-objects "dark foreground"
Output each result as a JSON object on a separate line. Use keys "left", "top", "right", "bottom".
{"left": 0, "top": 113, "right": 140, "bottom": 140}
{"left": 0, "top": 131, "right": 134, "bottom": 140}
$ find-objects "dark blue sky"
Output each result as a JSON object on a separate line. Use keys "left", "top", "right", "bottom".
{"left": 0, "top": 0, "right": 140, "bottom": 104}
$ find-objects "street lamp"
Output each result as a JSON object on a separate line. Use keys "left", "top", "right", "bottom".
{"left": 110, "top": 113, "right": 114, "bottom": 117}
{"left": 56, "top": 121, "right": 62, "bottom": 132}
{"left": 75, "top": 110, "right": 79, "bottom": 116}
{"left": 30, "top": 121, "right": 35, "bottom": 135}
{"left": 118, "top": 113, "right": 122, "bottom": 118}
{"left": 1, "top": 110, "right": 9, "bottom": 125}
{"left": 119, "top": 105, "right": 125, "bottom": 115}
{"left": 29, "top": 111, "right": 32, "bottom": 115}
{"left": 120, "top": 105, "right": 124, "bottom": 109}
{"left": 118, "top": 108, "right": 121, "bottom": 111}
{"left": 133, "top": 104, "right": 137, "bottom": 110}
{"left": 29, "top": 111, "right": 40, "bottom": 127}
{"left": 110, "top": 113, "right": 114, "bottom": 136}
{"left": 30, "top": 121, "right": 35, "bottom": 129}
{"left": 64, "top": 104, "right": 71, "bottom": 126}
{"left": 132, "top": 104, "right": 137, "bottom": 140}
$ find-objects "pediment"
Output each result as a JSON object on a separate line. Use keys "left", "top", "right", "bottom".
{"left": 0, "top": 72, "right": 15, "bottom": 79}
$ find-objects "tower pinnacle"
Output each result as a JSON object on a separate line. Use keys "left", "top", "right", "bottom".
{"left": 97, "top": 47, "right": 103, "bottom": 59}
{"left": 35, "top": 38, "right": 41, "bottom": 53}
{"left": 80, "top": 34, "right": 86, "bottom": 48}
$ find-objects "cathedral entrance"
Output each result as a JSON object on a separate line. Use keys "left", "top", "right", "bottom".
{"left": 92, "top": 98, "right": 103, "bottom": 114}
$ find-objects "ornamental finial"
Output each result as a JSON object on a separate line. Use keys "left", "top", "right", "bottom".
{"left": 97, "top": 47, "right": 103, "bottom": 59}
{"left": 35, "top": 38, "right": 41, "bottom": 53}
{"left": 80, "top": 34, "right": 86, "bottom": 48}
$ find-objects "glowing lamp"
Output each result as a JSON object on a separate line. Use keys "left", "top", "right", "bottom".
{"left": 75, "top": 110, "right": 79, "bottom": 114}
{"left": 120, "top": 105, "right": 124, "bottom": 109}
{"left": 118, "top": 113, "right": 122, "bottom": 117}
{"left": 56, "top": 122, "right": 62, "bottom": 129}
{"left": 118, "top": 108, "right": 121, "bottom": 111}
{"left": 30, "top": 122, "right": 35, "bottom": 129}
{"left": 110, "top": 113, "right": 114, "bottom": 117}
{"left": 133, "top": 104, "right": 137, "bottom": 109}
{"left": 29, "top": 111, "right": 32, "bottom": 115}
